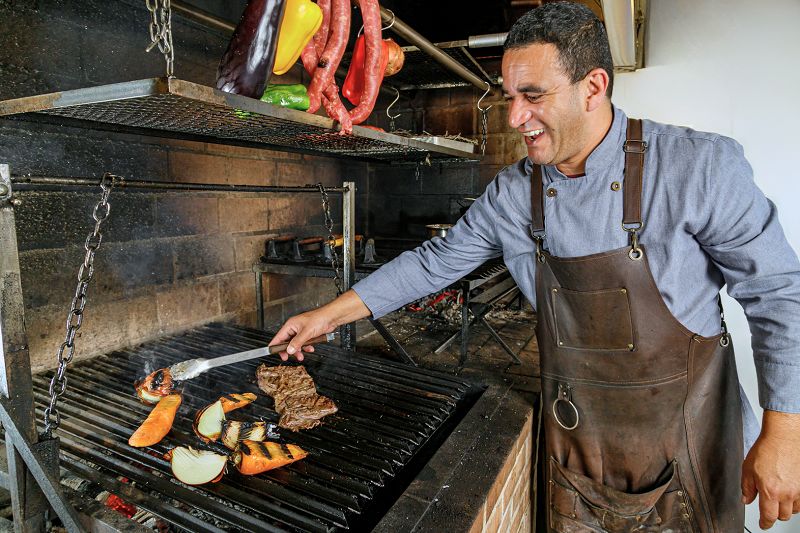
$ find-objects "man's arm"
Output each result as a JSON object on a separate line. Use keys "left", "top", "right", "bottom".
{"left": 269, "top": 169, "right": 514, "bottom": 359}
{"left": 695, "top": 137, "right": 800, "bottom": 528}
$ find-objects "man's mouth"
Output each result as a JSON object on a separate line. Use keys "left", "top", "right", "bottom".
{"left": 522, "top": 128, "right": 544, "bottom": 145}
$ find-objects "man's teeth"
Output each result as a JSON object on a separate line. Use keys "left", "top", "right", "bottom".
{"left": 523, "top": 129, "right": 544, "bottom": 137}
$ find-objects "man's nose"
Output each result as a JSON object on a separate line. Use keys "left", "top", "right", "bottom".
{"left": 507, "top": 100, "right": 532, "bottom": 130}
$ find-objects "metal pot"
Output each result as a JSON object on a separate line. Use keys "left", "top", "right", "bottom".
{"left": 425, "top": 224, "right": 453, "bottom": 239}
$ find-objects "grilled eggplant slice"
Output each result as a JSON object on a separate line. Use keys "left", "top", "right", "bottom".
{"left": 220, "top": 420, "right": 275, "bottom": 450}
{"left": 134, "top": 368, "right": 175, "bottom": 401}
{"left": 168, "top": 446, "right": 228, "bottom": 485}
{"left": 232, "top": 440, "right": 308, "bottom": 475}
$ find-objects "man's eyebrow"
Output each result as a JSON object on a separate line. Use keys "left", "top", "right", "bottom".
{"left": 501, "top": 85, "right": 547, "bottom": 97}
{"left": 517, "top": 85, "right": 546, "bottom": 94}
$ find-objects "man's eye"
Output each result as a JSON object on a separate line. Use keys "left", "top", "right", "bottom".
{"left": 526, "top": 94, "right": 542, "bottom": 103}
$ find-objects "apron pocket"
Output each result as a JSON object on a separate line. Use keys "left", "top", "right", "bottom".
{"left": 551, "top": 286, "right": 634, "bottom": 351}
{"left": 549, "top": 458, "right": 696, "bottom": 532}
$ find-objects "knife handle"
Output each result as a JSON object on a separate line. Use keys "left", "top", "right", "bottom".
{"left": 267, "top": 332, "right": 336, "bottom": 355}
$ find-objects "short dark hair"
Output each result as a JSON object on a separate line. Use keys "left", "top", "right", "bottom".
{"left": 504, "top": 1, "right": 614, "bottom": 97}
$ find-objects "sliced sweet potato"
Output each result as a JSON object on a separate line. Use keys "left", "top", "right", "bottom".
{"left": 128, "top": 394, "right": 182, "bottom": 447}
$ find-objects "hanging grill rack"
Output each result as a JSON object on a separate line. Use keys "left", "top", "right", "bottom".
{"left": 0, "top": 78, "right": 479, "bottom": 163}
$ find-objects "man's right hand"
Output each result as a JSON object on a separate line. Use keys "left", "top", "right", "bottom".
{"left": 269, "top": 290, "right": 371, "bottom": 362}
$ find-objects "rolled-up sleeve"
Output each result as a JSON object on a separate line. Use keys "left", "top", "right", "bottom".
{"left": 696, "top": 137, "right": 800, "bottom": 412}
{"left": 352, "top": 178, "right": 505, "bottom": 319}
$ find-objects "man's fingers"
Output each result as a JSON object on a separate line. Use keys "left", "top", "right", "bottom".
{"left": 270, "top": 321, "right": 299, "bottom": 346}
{"left": 742, "top": 474, "right": 757, "bottom": 505}
{"left": 778, "top": 499, "right": 793, "bottom": 521}
{"left": 759, "top": 495, "right": 779, "bottom": 530}
{"left": 793, "top": 498, "right": 800, "bottom": 514}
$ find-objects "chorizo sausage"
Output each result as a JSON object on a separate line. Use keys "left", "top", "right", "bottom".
{"left": 348, "top": 0, "right": 382, "bottom": 124}
{"left": 307, "top": 0, "right": 350, "bottom": 113}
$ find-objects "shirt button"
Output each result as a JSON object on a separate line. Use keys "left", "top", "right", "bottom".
{"left": 611, "top": 181, "right": 621, "bottom": 191}
{"left": 546, "top": 188, "right": 557, "bottom": 197}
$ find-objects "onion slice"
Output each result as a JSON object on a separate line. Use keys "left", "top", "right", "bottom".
{"left": 194, "top": 400, "right": 226, "bottom": 442}
{"left": 169, "top": 447, "right": 228, "bottom": 485}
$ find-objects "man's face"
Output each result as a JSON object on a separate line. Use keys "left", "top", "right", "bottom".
{"left": 501, "top": 43, "right": 586, "bottom": 167}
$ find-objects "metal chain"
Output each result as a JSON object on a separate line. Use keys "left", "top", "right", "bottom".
{"left": 477, "top": 82, "right": 493, "bottom": 157}
{"left": 317, "top": 184, "right": 343, "bottom": 295}
{"left": 145, "top": 0, "right": 175, "bottom": 78}
{"left": 479, "top": 107, "right": 489, "bottom": 157}
{"left": 42, "top": 173, "right": 118, "bottom": 439}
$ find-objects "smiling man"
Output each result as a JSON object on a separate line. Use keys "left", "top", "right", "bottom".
{"left": 270, "top": 2, "right": 800, "bottom": 530}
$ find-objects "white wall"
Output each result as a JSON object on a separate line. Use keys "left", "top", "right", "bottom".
{"left": 613, "top": 1, "right": 800, "bottom": 531}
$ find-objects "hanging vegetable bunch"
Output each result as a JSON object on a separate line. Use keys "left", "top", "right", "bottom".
{"left": 217, "top": 0, "right": 405, "bottom": 135}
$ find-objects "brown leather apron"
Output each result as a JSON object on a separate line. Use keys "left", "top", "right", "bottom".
{"left": 532, "top": 119, "right": 744, "bottom": 532}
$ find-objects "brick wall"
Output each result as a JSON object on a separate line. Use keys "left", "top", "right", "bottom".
{"left": 1, "top": 0, "right": 367, "bottom": 372}
{"left": 469, "top": 409, "right": 534, "bottom": 533}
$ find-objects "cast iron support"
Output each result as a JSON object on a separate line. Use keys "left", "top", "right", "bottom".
{"left": 0, "top": 402, "right": 83, "bottom": 532}
{"left": 0, "top": 164, "right": 73, "bottom": 532}
{"left": 340, "top": 182, "right": 356, "bottom": 351}
{"left": 255, "top": 271, "right": 265, "bottom": 331}
{"left": 368, "top": 318, "right": 416, "bottom": 366}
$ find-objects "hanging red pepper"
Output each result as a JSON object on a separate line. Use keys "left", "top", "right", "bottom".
{"left": 342, "top": 34, "right": 389, "bottom": 107}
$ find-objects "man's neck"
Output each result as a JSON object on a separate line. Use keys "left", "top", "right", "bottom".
{"left": 556, "top": 104, "right": 614, "bottom": 176}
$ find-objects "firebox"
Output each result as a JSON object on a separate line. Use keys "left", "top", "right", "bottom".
{"left": 28, "top": 322, "right": 483, "bottom": 531}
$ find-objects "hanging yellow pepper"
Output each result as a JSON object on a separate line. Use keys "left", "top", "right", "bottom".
{"left": 273, "top": 0, "right": 323, "bottom": 75}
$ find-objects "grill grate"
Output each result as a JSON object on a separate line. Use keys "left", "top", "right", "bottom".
{"left": 26, "top": 323, "right": 480, "bottom": 532}
{"left": 389, "top": 47, "right": 496, "bottom": 90}
{"left": 0, "top": 78, "right": 479, "bottom": 163}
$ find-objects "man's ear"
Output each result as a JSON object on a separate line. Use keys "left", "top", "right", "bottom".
{"left": 583, "top": 68, "right": 610, "bottom": 111}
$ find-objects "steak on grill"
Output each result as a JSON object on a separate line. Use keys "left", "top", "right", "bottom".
{"left": 256, "top": 365, "right": 338, "bottom": 431}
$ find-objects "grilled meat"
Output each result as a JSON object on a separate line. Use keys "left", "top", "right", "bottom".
{"left": 256, "top": 365, "right": 337, "bottom": 431}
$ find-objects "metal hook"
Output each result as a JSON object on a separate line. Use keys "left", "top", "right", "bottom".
{"left": 477, "top": 82, "right": 493, "bottom": 112}
{"left": 382, "top": 9, "right": 396, "bottom": 31}
{"left": 386, "top": 87, "right": 401, "bottom": 119}
{"left": 358, "top": 9, "right": 397, "bottom": 36}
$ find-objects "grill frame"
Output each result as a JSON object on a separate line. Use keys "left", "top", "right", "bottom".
{"left": 0, "top": 78, "right": 479, "bottom": 163}
{"left": 25, "top": 323, "right": 482, "bottom": 532}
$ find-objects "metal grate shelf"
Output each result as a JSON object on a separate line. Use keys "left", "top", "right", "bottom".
{"left": 0, "top": 78, "right": 479, "bottom": 163}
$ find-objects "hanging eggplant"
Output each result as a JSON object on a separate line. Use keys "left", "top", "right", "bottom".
{"left": 216, "top": 0, "right": 289, "bottom": 99}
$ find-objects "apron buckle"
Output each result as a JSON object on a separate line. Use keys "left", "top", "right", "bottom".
{"left": 622, "top": 222, "right": 645, "bottom": 261}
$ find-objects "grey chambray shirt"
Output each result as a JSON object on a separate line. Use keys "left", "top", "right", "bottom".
{"left": 353, "top": 106, "right": 800, "bottom": 451}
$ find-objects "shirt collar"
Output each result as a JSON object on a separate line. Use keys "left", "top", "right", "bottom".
{"left": 525, "top": 105, "right": 627, "bottom": 183}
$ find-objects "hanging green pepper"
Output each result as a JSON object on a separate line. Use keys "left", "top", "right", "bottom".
{"left": 260, "top": 83, "right": 310, "bottom": 110}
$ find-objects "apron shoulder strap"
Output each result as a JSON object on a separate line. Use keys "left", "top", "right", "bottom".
{"left": 530, "top": 164, "right": 544, "bottom": 235}
{"left": 623, "top": 118, "right": 646, "bottom": 227}
{"left": 528, "top": 117, "right": 647, "bottom": 236}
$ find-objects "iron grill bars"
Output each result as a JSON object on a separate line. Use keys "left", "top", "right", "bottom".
{"left": 0, "top": 78, "right": 479, "bottom": 163}
{"left": 24, "top": 323, "right": 477, "bottom": 532}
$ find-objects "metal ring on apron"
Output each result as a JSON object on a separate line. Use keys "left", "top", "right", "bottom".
{"left": 553, "top": 383, "right": 579, "bottom": 430}
{"left": 623, "top": 222, "right": 645, "bottom": 261}
{"left": 720, "top": 334, "right": 730, "bottom": 347}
